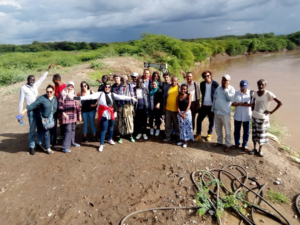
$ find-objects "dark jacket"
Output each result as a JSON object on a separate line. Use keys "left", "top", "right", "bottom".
{"left": 133, "top": 86, "right": 149, "bottom": 110}
{"left": 151, "top": 88, "right": 163, "bottom": 111}
{"left": 27, "top": 94, "right": 58, "bottom": 118}
{"left": 200, "top": 80, "right": 219, "bottom": 106}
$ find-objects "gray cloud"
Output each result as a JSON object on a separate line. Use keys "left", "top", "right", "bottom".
{"left": 0, "top": 0, "right": 299, "bottom": 44}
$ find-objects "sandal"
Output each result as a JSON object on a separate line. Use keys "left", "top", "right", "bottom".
{"left": 213, "top": 143, "right": 223, "bottom": 147}
{"left": 224, "top": 147, "right": 230, "bottom": 152}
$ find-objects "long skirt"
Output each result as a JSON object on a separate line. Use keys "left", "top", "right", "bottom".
{"left": 117, "top": 103, "right": 134, "bottom": 135}
{"left": 177, "top": 110, "right": 194, "bottom": 142}
{"left": 252, "top": 117, "right": 269, "bottom": 145}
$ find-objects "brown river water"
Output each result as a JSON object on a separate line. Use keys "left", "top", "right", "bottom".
{"left": 192, "top": 50, "right": 300, "bottom": 149}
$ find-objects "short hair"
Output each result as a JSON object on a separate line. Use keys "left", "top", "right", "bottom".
{"left": 163, "top": 72, "right": 170, "bottom": 77}
{"left": 257, "top": 79, "right": 267, "bottom": 85}
{"left": 202, "top": 70, "right": 212, "bottom": 78}
{"left": 143, "top": 68, "right": 150, "bottom": 73}
{"left": 186, "top": 72, "right": 193, "bottom": 76}
{"left": 53, "top": 74, "right": 61, "bottom": 81}
{"left": 102, "top": 75, "right": 108, "bottom": 80}
{"left": 171, "top": 76, "right": 178, "bottom": 80}
{"left": 80, "top": 81, "right": 90, "bottom": 90}
{"left": 46, "top": 84, "right": 55, "bottom": 91}
{"left": 113, "top": 74, "right": 120, "bottom": 78}
{"left": 27, "top": 75, "right": 35, "bottom": 81}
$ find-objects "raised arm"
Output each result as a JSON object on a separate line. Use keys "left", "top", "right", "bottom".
{"left": 112, "top": 92, "right": 134, "bottom": 101}
{"left": 35, "top": 63, "right": 54, "bottom": 88}
{"left": 224, "top": 86, "right": 235, "bottom": 102}
{"left": 79, "top": 92, "right": 101, "bottom": 100}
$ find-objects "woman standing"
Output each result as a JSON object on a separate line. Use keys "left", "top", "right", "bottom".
{"left": 176, "top": 84, "right": 194, "bottom": 148}
{"left": 20, "top": 85, "right": 58, "bottom": 154}
{"left": 77, "top": 81, "right": 98, "bottom": 143}
{"left": 75, "top": 83, "right": 137, "bottom": 152}
{"left": 251, "top": 79, "right": 282, "bottom": 156}
{"left": 133, "top": 78, "right": 149, "bottom": 140}
{"left": 59, "top": 81, "right": 82, "bottom": 153}
{"left": 149, "top": 80, "right": 163, "bottom": 136}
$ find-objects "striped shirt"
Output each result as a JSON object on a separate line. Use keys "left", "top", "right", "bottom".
{"left": 58, "top": 94, "right": 81, "bottom": 124}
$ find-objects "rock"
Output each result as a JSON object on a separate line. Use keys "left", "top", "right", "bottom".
{"left": 205, "top": 167, "right": 209, "bottom": 171}
{"left": 294, "top": 215, "right": 298, "bottom": 219}
{"left": 275, "top": 181, "right": 281, "bottom": 185}
{"left": 260, "top": 218, "right": 265, "bottom": 223}
{"left": 276, "top": 178, "right": 282, "bottom": 182}
{"left": 250, "top": 182, "right": 256, "bottom": 185}
{"left": 192, "top": 199, "right": 197, "bottom": 204}
{"left": 89, "top": 214, "right": 92, "bottom": 218}
{"left": 47, "top": 212, "right": 53, "bottom": 217}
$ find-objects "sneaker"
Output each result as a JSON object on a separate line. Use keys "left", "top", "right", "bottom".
{"left": 155, "top": 129, "right": 160, "bottom": 136}
{"left": 143, "top": 134, "right": 148, "bottom": 140}
{"left": 118, "top": 138, "right": 123, "bottom": 144}
{"left": 183, "top": 144, "right": 187, "bottom": 148}
{"left": 136, "top": 134, "right": 142, "bottom": 139}
{"left": 83, "top": 136, "right": 88, "bottom": 143}
{"left": 71, "top": 143, "right": 80, "bottom": 147}
{"left": 98, "top": 145, "right": 104, "bottom": 152}
{"left": 150, "top": 128, "right": 154, "bottom": 135}
{"left": 129, "top": 137, "right": 135, "bottom": 142}
{"left": 194, "top": 134, "right": 202, "bottom": 141}
{"left": 63, "top": 149, "right": 71, "bottom": 153}
{"left": 177, "top": 142, "right": 183, "bottom": 146}
{"left": 46, "top": 149, "right": 54, "bottom": 154}
{"left": 206, "top": 134, "right": 212, "bottom": 142}
{"left": 29, "top": 148, "right": 35, "bottom": 155}
{"left": 92, "top": 136, "right": 99, "bottom": 142}
{"left": 57, "top": 135, "right": 64, "bottom": 140}
{"left": 51, "top": 146, "right": 60, "bottom": 151}
{"left": 108, "top": 139, "right": 115, "bottom": 145}
{"left": 163, "top": 137, "right": 171, "bottom": 142}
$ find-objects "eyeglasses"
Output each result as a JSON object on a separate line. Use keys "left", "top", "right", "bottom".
{"left": 82, "top": 85, "right": 87, "bottom": 88}
{"left": 105, "top": 86, "right": 111, "bottom": 89}
{"left": 203, "top": 75, "right": 210, "bottom": 78}
{"left": 46, "top": 91, "right": 53, "bottom": 94}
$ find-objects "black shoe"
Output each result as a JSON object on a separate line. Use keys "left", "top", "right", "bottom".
{"left": 29, "top": 148, "right": 35, "bottom": 155}
{"left": 35, "top": 144, "right": 44, "bottom": 151}
{"left": 83, "top": 136, "right": 88, "bottom": 143}
{"left": 92, "top": 136, "right": 99, "bottom": 142}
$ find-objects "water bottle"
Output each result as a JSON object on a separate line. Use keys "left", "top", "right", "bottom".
{"left": 16, "top": 114, "right": 24, "bottom": 126}
{"left": 20, "top": 119, "right": 24, "bottom": 126}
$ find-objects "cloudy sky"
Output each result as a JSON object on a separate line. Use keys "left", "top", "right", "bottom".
{"left": 0, "top": 0, "right": 300, "bottom": 44}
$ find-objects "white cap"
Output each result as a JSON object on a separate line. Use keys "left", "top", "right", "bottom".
{"left": 67, "top": 81, "right": 75, "bottom": 88}
{"left": 131, "top": 72, "right": 139, "bottom": 77}
{"left": 222, "top": 74, "right": 231, "bottom": 81}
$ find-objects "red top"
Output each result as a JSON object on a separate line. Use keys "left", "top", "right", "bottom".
{"left": 55, "top": 83, "right": 66, "bottom": 98}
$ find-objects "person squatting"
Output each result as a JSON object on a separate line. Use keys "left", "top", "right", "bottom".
{"left": 18, "top": 66, "right": 282, "bottom": 156}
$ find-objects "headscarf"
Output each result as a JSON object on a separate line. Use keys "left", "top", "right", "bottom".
{"left": 62, "top": 81, "right": 75, "bottom": 101}
{"left": 149, "top": 80, "right": 159, "bottom": 96}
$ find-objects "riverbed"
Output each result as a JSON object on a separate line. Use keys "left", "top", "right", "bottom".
{"left": 192, "top": 50, "right": 300, "bottom": 149}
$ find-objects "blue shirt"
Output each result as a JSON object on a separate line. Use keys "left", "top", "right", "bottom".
{"left": 212, "top": 85, "right": 235, "bottom": 115}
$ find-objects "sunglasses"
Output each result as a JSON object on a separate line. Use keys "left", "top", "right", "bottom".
{"left": 105, "top": 86, "right": 111, "bottom": 88}
{"left": 203, "top": 75, "right": 210, "bottom": 78}
{"left": 47, "top": 91, "right": 53, "bottom": 94}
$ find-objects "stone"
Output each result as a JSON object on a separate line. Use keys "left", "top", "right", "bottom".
{"left": 250, "top": 182, "right": 256, "bottom": 185}
{"left": 47, "top": 212, "right": 53, "bottom": 217}
{"left": 275, "top": 181, "right": 281, "bottom": 185}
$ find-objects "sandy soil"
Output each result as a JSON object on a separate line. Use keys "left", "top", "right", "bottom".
{"left": 0, "top": 58, "right": 300, "bottom": 225}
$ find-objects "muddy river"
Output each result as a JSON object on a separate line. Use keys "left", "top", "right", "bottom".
{"left": 192, "top": 50, "right": 300, "bottom": 149}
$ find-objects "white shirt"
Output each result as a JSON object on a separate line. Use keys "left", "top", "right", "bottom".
{"left": 182, "top": 81, "right": 200, "bottom": 102}
{"left": 80, "top": 92, "right": 132, "bottom": 119}
{"left": 203, "top": 83, "right": 212, "bottom": 105}
{"left": 18, "top": 71, "right": 48, "bottom": 113}
{"left": 252, "top": 90, "right": 276, "bottom": 121}
{"left": 233, "top": 90, "right": 252, "bottom": 122}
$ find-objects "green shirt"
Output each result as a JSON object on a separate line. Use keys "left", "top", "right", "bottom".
{"left": 27, "top": 94, "right": 57, "bottom": 118}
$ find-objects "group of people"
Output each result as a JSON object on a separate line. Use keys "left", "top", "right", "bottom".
{"left": 18, "top": 64, "right": 282, "bottom": 157}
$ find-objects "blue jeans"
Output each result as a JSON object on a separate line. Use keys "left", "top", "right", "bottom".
{"left": 234, "top": 120, "right": 250, "bottom": 147}
{"left": 82, "top": 111, "right": 96, "bottom": 135}
{"left": 100, "top": 117, "right": 115, "bottom": 145}
{"left": 42, "top": 120, "right": 57, "bottom": 149}
{"left": 27, "top": 109, "right": 42, "bottom": 148}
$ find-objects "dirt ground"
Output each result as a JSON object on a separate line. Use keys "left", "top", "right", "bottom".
{"left": 0, "top": 58, "right": 300, "bottom": 225}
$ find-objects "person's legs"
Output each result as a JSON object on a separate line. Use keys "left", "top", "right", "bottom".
{"left": 165, "top": 110, "right": 173, "bottom": 138}
{"left": 141, "top": 109, "right": 148, "bottom": 134}
{"left": 50, "top": 120, "right": 57, "bottom": 147}
{"left": 108, "top": 119, "right": 115, "bottom": 140}
{"left": 190, "top": 101, "right": 197, "bottom": 131}
{"left": 149, "top": 109, "right": 154, "bottom": 129}
{"left": 234, "top": 120, "right": 242, "bottom": 146}
{"left": 223, "top": 115, "right": 232, "bottom": 147}
{"left": 27, "top": 110, "right": 37, "bottom": 149}
{"left": 89, "top": 110, "right": 97, "bottom": 136}
{"left": 207, "top": 107, "right": 215, "bottom": 134}
{"left": 99, "top": 117, "right": 109, "bottom": 145}
{"left": 134, "top": 109, "right": 142, "bottom": 134}
{"left": 70, "top": 123, "right": 77, "bottom": 145}
{"left": 43, "top": 129, "right": 51, "bottom": 150}
{"left": 196, "top": 106, "right": 207, "bottom": 135}
{"left": 214, "top": 114, "right": 223, "bottom": 145}
{"left": 242, "top": 121, "right": 250, "bottom": 147}
{"left": 82, "top": 112, "right": 89, "bottom": 136}
{"left": 34, "top": 109, "right": 43, "bottom": 145}
{"left": 171, "top": 111, "right": 179, "bottom": 137}
{"left": 62, "top": 123, "right": 72, "bottom": 150}
{"left": 154, "top": 109, "right": 162, "bottom": 130}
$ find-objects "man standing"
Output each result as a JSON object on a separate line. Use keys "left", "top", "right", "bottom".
{"left": 231, "top": 80, "right": 252, "bottom": 151}
{"left": 112, "top": 74, "right": 135, "bottom": 143}
{"left": 163, "top": 76, "right": 180, "bottom": 142}
{"left": 160, "top": 72, "right": 171, "bottom": 96}
{"left": 129, "top": 72, "right": 139, "bottom": 88}
{"left": 211, "top": 74, "right": 235, "bottom": 152}
{"left": 195, "top": 70, "right": 219, "bottom": 142}
{"left": 142, "top": 69, "right": 152, "bottom": 91}
{"left": 181, "top": 72, "right": 200, "bottom": 130}
{"left": 18, "top": 63, "right": 54, "bottom": 155}
{"left": 97, "top": 75, "right": 108, "bottom": 92}
{"left": 53, "top": 74, "right": 66, "bottom": 140}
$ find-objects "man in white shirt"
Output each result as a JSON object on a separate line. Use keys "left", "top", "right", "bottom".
{"left": 182, "top": 72, "right": 200, "bottom": 130}
{"left": 231, "top": 80, "right": 253, "bottom": 151}
{"left": 18, "top": 63, "right": 53, "bottom": 155}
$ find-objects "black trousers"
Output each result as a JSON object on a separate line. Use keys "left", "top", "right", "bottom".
{"left": 134, "top": 108, "right": 148, "bottom": 134}
{"left": 149, "top": 109, "right": 162, "bottom": 130}
{"left": 190, "top": 101, "right": 198, "bottom": 130}
{"left": 196, "top": 106, "right": 215, "bottom": 135}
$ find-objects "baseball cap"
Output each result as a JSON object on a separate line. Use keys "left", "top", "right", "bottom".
{"left": 240, "top": 80, "right": 249, "bottom": 88}
{"left": 222, "top": 74, "right": 231, "bottom": 81}
{"left": 131, "top": 72, "right": 139, "bottom": 77}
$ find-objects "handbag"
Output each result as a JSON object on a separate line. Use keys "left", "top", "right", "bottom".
{"left": 41, "top": 99, "right": 55, "bottom": 130}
